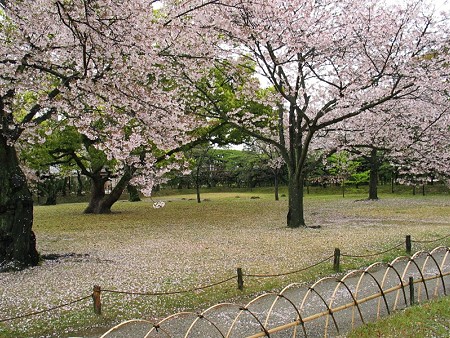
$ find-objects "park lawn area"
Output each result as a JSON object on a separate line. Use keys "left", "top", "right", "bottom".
{"left": 0, "top": 188, "right": 449, "bottom": 337}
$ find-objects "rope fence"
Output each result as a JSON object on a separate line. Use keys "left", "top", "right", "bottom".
{"left": 340, "top": 242, "right": 404, "bottom": 258}
{"left": 412, "top": 233, "right": 450, "bottom": 244}
{"left": 1, "top": 233, "right": 449, "bottom": 328}
{"left": 0, "top": 295, "right": 91, "bottom": 323}
{"left": 242, "top": 255, "right": 334, "bottom": 279}
{"left": 101, "top": 275, "right": 237, "bottom": 296}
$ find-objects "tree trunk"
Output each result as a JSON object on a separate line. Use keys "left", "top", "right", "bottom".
{"left": 195, "top": 167, "right": 201, "bottom": 203}
{"left": 84, "top": 173, "right": 109, "bottom": 214}
{"left": 84, "top": 168, "right": 133, "bottom": 214}
{"left": 0, "top": 138, "right": 39, "bottom": 271}
{"left": 287, "top": 173, "right": 306, "bottom": 228}
{"left": 196, "top": 184, "right": 201, "bottom": 203}
{"left": 368, "top": 149, "right": 379, "bottom": 200}
{"left": 274, "top": 169, "right": 279, "bottom": 201}
{"left": 127, "top": 184, "right": 141, "bottom": 202}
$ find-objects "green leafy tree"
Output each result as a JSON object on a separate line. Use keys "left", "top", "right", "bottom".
{"left": 327, "top": 152, "right": 362, "bottom": 197}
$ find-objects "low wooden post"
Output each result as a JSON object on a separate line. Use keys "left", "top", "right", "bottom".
{"left": 333, "top": 248, "right": 341, "bottom": 272}
{"left": 406, "top": 235, "right": 412, "bottom": 255}
{"left": 409, "top": 277, "right": 415, "bottom": 306}
{"left": 237, "top": 268, "right": 244, "bottom": 291}
{"left": 92, "top": 285, "right": 102, "bottom": 315}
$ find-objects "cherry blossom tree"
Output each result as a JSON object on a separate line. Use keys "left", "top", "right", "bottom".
{"left": 333, "top": 88, "right": 449, "bottom": 199}
{"left": 0, "top": 0, "right": 204, "bottom": 270}
{"left": 390, "top": 103, "right": 450, "bottom": 187}
{"left": 172, "top": 0, "right": 450, "bottom": 227}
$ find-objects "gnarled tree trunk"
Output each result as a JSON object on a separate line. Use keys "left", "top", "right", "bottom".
{"left": 0, "top": 137, "right": 39, "bottom": 271}
{"left": 84, "top": 168, "right": 133, "bottom": 214}
{"left": 84, "top": 172, "right": 110, "bottom": 214}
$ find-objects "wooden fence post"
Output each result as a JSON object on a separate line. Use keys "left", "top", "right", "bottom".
{"left": 333, "top": 248, "right": 341, "bottom": 272}
{"left": 92, "top": 285, "right": 102, "bottom": 315}
{"left": 406, "top": 235, "right": 412, "bottom": 255}
{"left": 409, "top": 277, "right": 415, "bottom": 306}
{"left": 237, "top": 268, "right": 244, "bottom": 290}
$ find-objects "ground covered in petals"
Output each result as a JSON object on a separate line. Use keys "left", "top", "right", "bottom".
{"left": 1, "top": 190, "right": 449, "bottom": 337}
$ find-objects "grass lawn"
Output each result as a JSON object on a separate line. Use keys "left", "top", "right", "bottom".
{"left": 345, "top": 296, "right": 450, "bottom": 338}
{"left": 0, "top": 187, "right": 449, "bottom": 337}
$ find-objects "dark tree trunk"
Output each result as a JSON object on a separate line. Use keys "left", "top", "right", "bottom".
{"left": 196, "top": 184, "right": 201, "bottom": 203}
{"left": 274, "top": 169, "right": 279, "bottom": 201}
{"left": 0, "top": 137, "right": 39, "bottom": 271}
{"left": 195, "top": 167, "right": 201, "bottom": 203}
{"left": 127, "top": 184, "right": 141, "bottom": 202}
{"left": 84, "top": 168, "right": 132, "bottom": 214}
{"left": 368, "top": 148, "right": 379, "bottom": 200}
{"left": 84, "top": 173, "right": 109, "bottom": 214}
{"left": 391, "top": 169, "right": 398, "bottom": 193}
{"left": 287, "top": 173, "right": 306, "bottom": 228}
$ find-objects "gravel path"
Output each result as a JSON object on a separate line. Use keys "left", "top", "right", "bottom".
{"left": 98, "top": 248, "right": 449, "bottom": 338}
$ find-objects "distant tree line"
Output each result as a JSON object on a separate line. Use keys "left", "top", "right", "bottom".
{"left": 26, "top": 142, "right": 448, "bottom": 206}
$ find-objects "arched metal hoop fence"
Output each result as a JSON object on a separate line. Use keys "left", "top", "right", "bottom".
{"left": 99, "top": 244, "right": 450, "bottom": 338}
{"left": 1, "top": 235, "right": 449, "bottom": 338}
